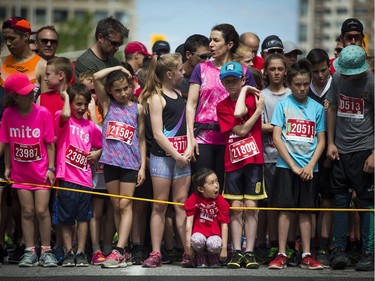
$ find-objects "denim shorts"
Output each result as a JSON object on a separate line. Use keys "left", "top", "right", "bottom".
{"left": 149, "top": 154, "right": 191, "bottom": 179}
{"left": 58, "top": 180, "right": 93, "bottom": 225}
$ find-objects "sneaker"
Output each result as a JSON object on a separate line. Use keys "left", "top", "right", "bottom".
{"left": 195, "top": 253, "right": 208, "bottom": 268}
{"left": 8, "top": 244, "right": 25, "bottom": 264}
{"left": 161, "top": 248, "right": 175, "bottom": 264}
{"left": 254, "top": 244, "right": 268, "bottom": 264}
{"left": 18, "top": 250, "right": 39, "bottom": 267}
{"left": 75, "top": 252, "right": 89, "bottom": 267}
{"left": 266, "top": 247, "right": 278, "bottom": 263}
{"left": 269, "top": 253, "right": 287, "bottom": 269}
{"left": 331, "top": 248, "right": 350, "bottom": 270}
{"left": 174, "top": 248, "right": 184, "bottom": 262}
{"left": 123, "top": 251, "right": 133, "bottom": 266}
{"left": 243, "top": 252, "right": 259, "bottom": 269}
{"left": 181, "top": 252, "right": 195, "bottom": 268}
{"left": 227, "top": 251, "right": 244, "bottom": 269}
{"left": 131, "top": 245, "right": 144, "bottom": 265}
{"left": 91, "top": 250, "right": 106, "bottom": 265}
{"left": 286, "top": 247, "right": 298, "bottom": 266}
{"left": 39, "top": 250, "right": 58, "bottom": 267}
{"left": 62, "top": 250, "right": 76, "bottom": 267}
{"left": 0, "top": 245, "right": 8, "bottom": 263}
{"left": 52, "top": 246, "right": 65, "bottom": 266}
{"left": 316, "top": 249, "right": 330, "bottom": 268}
{"left": 300, "top": 254, "right": 324, "bottom": 270}
{"left": 142, "top": 251, "right": 162, "bottom": 268}
{"left": 355, "top": 252, "right": 374, "bottom": 271}
{"left": 101, "top": 249, "right": 126, "bottom": 268}
{"left": 207, "top": 253, "right": 220, "bottom": 268}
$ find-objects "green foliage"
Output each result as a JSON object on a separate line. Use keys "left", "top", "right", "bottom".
{"left": 57, "top": 12, "right": 94, "bottom": 52}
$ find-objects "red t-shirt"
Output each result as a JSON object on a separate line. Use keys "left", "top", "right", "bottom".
{"left": 184, "top": 193, "right": 230, "bottom": 238}
{"left": 217, "top": 93, "right": 264, "bottom": 172}
{"left": 252, "top": 56, "right": 264, "bottom": 71}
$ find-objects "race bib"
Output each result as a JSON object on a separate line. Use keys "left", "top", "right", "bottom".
{"left": 106, "top": 121, "right": 135, "bottom": 145}
{"left": 337, "top": 94, "right": 364, "bottom": 119}
{"left": 66, "top": 144, "right": 88, "bottom": 171}
{"left": 13, "top": 143, "right": 41, "bottom": 162}
{"left": 286, "top": 118, "right": 316, "bottom": 143}
{"left": 229, "top": 136, "right": 260, "bottom": 163}
{"left": 168, "top": 135, "right": 187, "bottom": 155}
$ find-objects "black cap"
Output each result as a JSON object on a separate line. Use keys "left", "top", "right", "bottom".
{"left": 261, "top": 35, "right": 283, "bottom": 52}
{"left": 152, "top": 40, "right": 170, "bottom": 54}
{"left": 341, "top": 18, "right": 363, "bottom": 35}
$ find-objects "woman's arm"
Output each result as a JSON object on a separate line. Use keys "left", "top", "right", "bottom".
{"left": 185, "top": 83, "right": 200, "bottom": 160}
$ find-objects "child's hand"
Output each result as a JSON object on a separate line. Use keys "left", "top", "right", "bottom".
{"left": 60, "top": 90, "right": 69, "bottom": 101}
{"left": 120, "top": 66, "right": 132, "bottom": 78}
{"left": 88, "top": 96, "right": 96, "bottom": 112}
{"left": 87, "top": 149, "right": 102, "bottom": 164}
{"left": 300, "top": 165, "right": 314, "bottom": 181}
{"left": 176, "top": 154, "right": 190, "bottom": 168}
{"left": 291, "top": 165, "right": 303, "bottom": 176}
{"left": 255, "top": 93, "right": 265, "bottom": 112}
{"left": 327, "top": 143, "right": 339, "bottom": 161}
{"left": 136, "top": 168, "right": 146, "bottom": 187}
{"left": 245, "top": 85, "right": 260, "bottom": 97}
{"left": 4, "top": 168, "right": 11, "bottom": 182}
{"left": 363, "top": 152, "right": 374, "bottom": 174}
{"left": 45, "top": 170, "right": 55, "bottom": 186}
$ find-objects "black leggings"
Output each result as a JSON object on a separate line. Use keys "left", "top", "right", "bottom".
{"left": 192, "top": 144, "right": 225, "bottom": 190}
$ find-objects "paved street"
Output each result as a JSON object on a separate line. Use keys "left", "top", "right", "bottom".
{"left": 0, "top": 262, "right": 373, "bottom": 281}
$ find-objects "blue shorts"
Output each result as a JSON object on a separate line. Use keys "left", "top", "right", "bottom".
{"left": 223, "top": 164, "right": 267, "bottom": 201}
{"left": 58, "top": 180, "right": 93, "bottom": 225}
{"left": 149, "top": 153, "right": 191, "bottom": 179}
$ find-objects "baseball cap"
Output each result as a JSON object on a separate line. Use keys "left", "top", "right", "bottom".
{"left": 125, "top": 41, "right": 152, "bottom": 57}
{"left": 220, "top": 62, "right": 243, "bottom": 80}
{"left": 341, "top": 18, "right": 363, "bottom": 35}
{"left": 333, "top": 45, "right": 368, "bottom": 76}
{"left": 261, "top": 35, "right": 283, "bottom": 52}
{"left": 283, "top": 41, "right": 302, "bottom": 55}
{"left": 4, "top": 72, "right": 36, "bottom": 95}
{"left": 152, "top": 40, "right": 170, "bottom": 54}
{"left": 2, "top": 17, "right": 35, "bottom": 34}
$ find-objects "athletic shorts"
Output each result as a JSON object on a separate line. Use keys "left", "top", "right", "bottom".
{"left": 330, "top": 150, "right": 374, "bottom": 200}
{"left": 58, "top": 180, "right": 93, "bottom": 225}
{"left": 149, "top": 153, "right": 191, "bottom": 179}
{"left": 263, "top": 162, "right": 276, "bottom": 202}
{"left": 316, "top": 157, "right": 334, "bottom": 199}
{"left": 103, "top": 164, "right": 138, "bottom": 184}
{"left": 223, "top": 164, "right": 266, "bottom": 201}
{"left": 133, "top": 166, "right": 153, "bottom": 199}
{"left": 271, "top": 167, "right": 318, "bottom": 210}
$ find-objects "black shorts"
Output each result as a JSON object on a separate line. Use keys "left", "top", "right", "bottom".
{"left": 103, "top": 164, "right": 138, "bottom": 184}
{"left": 316, "top": 156, "right": 334, "bottom": 199}
{"left": 58, "top": 180, "right": 93, "bottom": 225}
{"left": 223, "top": 164, "right": 266, "bottom": 201}
{"left": 330, "top": 150, "right": 374, "bottom": 200}
{"left": 133, "top": 166, "right": 153, "bottom": 199}
{"left": 272, "top": 167, "right": 318, "bottom": 210}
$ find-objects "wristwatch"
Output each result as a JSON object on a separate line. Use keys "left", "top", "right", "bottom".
{"left": 47, "top": 167, "right": 56, "bottom": 173}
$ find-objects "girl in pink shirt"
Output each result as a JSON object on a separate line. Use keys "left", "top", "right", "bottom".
{"left": 0, "top": 73, "right": 57, "bottom": 267}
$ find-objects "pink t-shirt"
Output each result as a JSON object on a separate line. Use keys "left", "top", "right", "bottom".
{"left": 0, "top": 104, "right": 54, "bottom": 190}
{"left": 55, "top": 111, "right": 102, "bottom": 188}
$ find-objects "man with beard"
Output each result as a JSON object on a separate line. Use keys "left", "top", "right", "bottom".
{"left": 74, "top": 16, "right": 129, "bottom": 80}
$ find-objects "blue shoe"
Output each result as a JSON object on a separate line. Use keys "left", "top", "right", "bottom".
{"left": 18, "top": 250, "right": 39, "bottom": 267}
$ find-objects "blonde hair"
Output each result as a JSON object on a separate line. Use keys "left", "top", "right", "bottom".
{"left": 139, "top": 53, "right": 182, "bottom": 112}
{"left": 232, "top": 43, "right": 252, "bottom": 63}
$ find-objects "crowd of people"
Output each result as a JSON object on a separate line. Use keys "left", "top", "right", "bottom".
{"left": 0, "top": 14, "right": 373, "bottom": 273}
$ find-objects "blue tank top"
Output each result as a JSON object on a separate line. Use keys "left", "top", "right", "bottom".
{"left": 100, "top": 100, "right": 141, "bottom": 170}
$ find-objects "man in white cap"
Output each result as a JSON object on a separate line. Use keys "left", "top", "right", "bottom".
{"left": 326, "top": 45, "right": 374, "bottom": 272}
{"left": 283, "top": 41, "right": 302, "bottom": 68}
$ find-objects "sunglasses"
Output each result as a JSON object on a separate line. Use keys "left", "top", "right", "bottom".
{"left": 193, "top": 52, "right": 211, "bottom": 60}
{"left": 335, "top": 48, "right": 343, "bottom": 53}
{"left": 266, "top": 49, "right": 283, "bottom": 54}
{"left": 40, "top": 38, "right": 58, "bottom": 45}
{"left": 343, "top": 34, "right": 363, "bottom": 42}
{"left": 105, "top": 37, "right": 123, "bottom": 47}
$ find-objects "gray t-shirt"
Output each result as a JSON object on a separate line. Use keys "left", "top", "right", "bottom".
{"left": 261, "top": 87, "right": 292, "bottom": 163}
{"left": 74, "top": 48, "right": 121, "bottom": 80}
{"left": 327, "top": 71, "right": 374, "bottom": 153}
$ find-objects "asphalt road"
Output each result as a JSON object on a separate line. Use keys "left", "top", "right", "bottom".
{"left": 0, "top": 262, "right": 373, "bottom": 281}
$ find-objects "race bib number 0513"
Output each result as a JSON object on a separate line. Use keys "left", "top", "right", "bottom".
{"left": 337, "top": 94, "right": 364, "bottom": 119}
{"left": 106, "top": 121, "right": 135, "bottom": 145}
{"left": 286, "top": 118, "right": 315, "bottom": 143}
{"left": 229, "top": 136, "right": 260, "bottom": 163}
